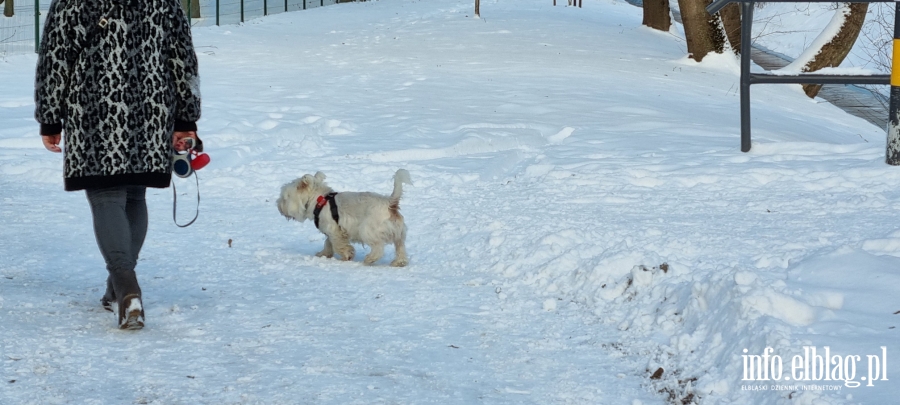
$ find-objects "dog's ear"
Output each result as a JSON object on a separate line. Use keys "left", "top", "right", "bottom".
{"left": 298, "top": 175, "right": 314, "bottom": 191}
{"left": 314, "top": 171, "right": 326, "bottom": 181}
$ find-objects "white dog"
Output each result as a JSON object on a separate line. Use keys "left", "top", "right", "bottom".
{"left": 277, "top": 169, "right": 412, "bottom": 267}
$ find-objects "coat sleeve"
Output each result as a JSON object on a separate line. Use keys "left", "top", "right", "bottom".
{"left": 34, "top": 0, "right": 74, "bottom": 136}
{"left": 169, "top": 1, "right": 202, "bottom": 132}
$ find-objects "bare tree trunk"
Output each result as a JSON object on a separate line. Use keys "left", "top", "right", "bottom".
{"left": 4, "top": 0, "right": 14, "bottom": 18}
{"left": 677, "top": 0, "right": 727, "bottom": 62}
{"left": 800, "top": 3, "right": 868, "bottom": 98}
{"left": 474, "top": 0, "right": 480, "bottom": 17}
{"left": 642, "top": 0, "right": 671, "bottom": 32}
{"left": 720, "top": 3, "right": 741, "bottom": 54}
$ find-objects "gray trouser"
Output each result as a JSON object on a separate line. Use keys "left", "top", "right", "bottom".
{"left": 85, "top": 186, "right": 148, "bottom": 299}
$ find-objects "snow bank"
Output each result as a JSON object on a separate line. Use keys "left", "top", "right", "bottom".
{"left": 496, "top": 238, "right": 900, "bottom": 404}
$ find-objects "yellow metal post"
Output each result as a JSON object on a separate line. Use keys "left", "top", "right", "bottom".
{"left": 887, "top": 3, "right": 900, "bottom": 164}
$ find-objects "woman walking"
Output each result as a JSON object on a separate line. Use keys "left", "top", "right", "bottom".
{"left": 35, "top": 0, "right": 202, "bottom": 330}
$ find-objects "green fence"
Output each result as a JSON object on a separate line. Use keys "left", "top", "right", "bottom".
{"left": 0, "top": 0, "right": 342, "bottom": 56}
{"left": 0, "top": 0, "right": 45, "bottom": 55}
{"left": 196, "top": 0, "right": 339, "bottom": 27}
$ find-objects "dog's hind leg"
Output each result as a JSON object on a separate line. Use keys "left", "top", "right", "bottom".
{"left": 315, "top": 237, "right": 335, "bottom": 258}
{"left": 390, "top": 230, "right": 409, "bottom": 267}
{"left": 364, "top": 243, "right": 385, "bottom": 266}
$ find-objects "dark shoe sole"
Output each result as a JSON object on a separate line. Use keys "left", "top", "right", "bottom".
{"left": 101, "top": 297, "right": 114, "bottom": 312}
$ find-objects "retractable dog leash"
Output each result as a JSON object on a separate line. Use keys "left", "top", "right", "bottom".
{"left": 171, "top": 138, "right": 210, "bottom": 227}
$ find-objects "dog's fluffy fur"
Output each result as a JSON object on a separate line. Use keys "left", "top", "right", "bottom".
{"left": 277, "top": 169, "right": 412, "bottom": 267}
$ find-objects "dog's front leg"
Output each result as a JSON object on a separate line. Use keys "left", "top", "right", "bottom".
{"left": 315, "top": 237, "right": 335, "bottom": 258}
{"left": 331, "top": 229, "right": 355, "bottom": 261}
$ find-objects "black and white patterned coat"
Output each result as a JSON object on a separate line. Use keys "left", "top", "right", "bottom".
{"left": 35, "top": 0, "right": 201, "bottom": 191}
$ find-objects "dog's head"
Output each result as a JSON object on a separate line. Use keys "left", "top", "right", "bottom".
{"left": 277, "top": 171, "right": 330, "bottom": 222}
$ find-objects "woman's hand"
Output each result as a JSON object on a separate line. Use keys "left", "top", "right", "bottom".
{"left": 42, "top": 135, "right": 62, "bottom": 153}
{"left": 173, "top": 131, "right": 198, "bottom": 152}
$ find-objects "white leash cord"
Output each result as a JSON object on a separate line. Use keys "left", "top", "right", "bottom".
{"left": 172, "top": 172, "right": 200, "bottom": 228}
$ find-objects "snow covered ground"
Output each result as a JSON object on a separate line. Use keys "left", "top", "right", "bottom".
{"left": 2, "top": 0, "right": 899, "bottom": 404}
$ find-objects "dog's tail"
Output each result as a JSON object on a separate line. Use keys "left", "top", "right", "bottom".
{"left": 390, "top": 169, "right": 412, "bottom": 204}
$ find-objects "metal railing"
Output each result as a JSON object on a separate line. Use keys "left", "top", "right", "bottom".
{"left": 0, "top": 0, "right": 44, "bottom": 55}
{"left": 0, "top": 0, "right": 341, "bottom": 56}
{"left": 706, "top": 0, "right": 899, "bottom": 164}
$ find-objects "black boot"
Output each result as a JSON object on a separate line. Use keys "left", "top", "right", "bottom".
{"left": 118, "top": 294, "right": 144, "bottom": 330}
{"left": 101, "top": 276, "right": 115, "bottom": 312}
{"left": 111, "top": 270, "right": 144, "bottom": 330}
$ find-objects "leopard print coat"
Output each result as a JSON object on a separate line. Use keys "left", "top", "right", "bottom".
{"left": 35, "top": 0, "right": 201, "bottom": 191}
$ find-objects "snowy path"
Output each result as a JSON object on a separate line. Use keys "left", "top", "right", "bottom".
{"left": 1, "top": 167, "right": 657, "bottom": 403}
{"left": 2, "top": 4, "right": 661, "bottom": 403}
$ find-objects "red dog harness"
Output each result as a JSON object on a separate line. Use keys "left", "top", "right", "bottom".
{"left": 313, "top": 192, "right": 340, "bottom": 229}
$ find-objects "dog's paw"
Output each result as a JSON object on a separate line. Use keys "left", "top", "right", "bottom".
{"left": 390, "top": 258, "right": 409, "bottom": 267}
{"left": 315, "top": 250, "right": 333, "bottom": 258}
{"left": 338, "top": 247, "right": 355, "bottom": 261}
